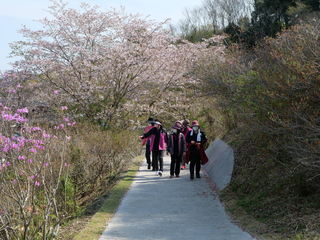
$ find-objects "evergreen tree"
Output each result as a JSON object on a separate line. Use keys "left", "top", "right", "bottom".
{"left": 301, "top": 0, "right": 320, "bottom": 10}
{"left": 226, "top": 0, "right": 319, "bottom": 47}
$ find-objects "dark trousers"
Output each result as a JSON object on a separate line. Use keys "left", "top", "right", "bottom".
{"left": 182, "top": 153, "right": 187, "bottom": 166}
{"left": 170, "top": 155, "right": 182, "bottom": 176}
{"left": 145, "top": 142, "right": 151, "bottom": 166}
{"left": 152, "top": 150, "right": 164, "bottom": 171}
{"left": 189, "top": 154, "right": 201, "bottom": 177}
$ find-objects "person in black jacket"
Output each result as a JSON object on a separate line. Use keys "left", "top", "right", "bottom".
{"left": 186, "top": 120, "right": 207, "bottom": 180}
{"left": 142, "top": 117, "right": 155, "bottom": 169}
{"left": 167, "top": 122, "right": 186, "bottom": 178}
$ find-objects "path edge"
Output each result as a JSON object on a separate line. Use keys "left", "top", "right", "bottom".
{"left": 73, "top": 155, "right": 143, "bottom": 240}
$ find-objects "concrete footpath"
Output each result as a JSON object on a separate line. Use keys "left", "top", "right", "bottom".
{"left": 100, "top": 156, "right": 255, "bottom": 240}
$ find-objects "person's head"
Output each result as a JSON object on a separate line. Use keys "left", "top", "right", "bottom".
{"left": 175, "top": 120, "right": 182, "bottom": 129}
{"left": 182, "top": 119, "right": 190, "bottom": 129}
{"left": 171, "top": 122, "right": 181, "bottom": 134}
{"left": 153, "top": 119, "right": 162, "bottom": 129}
{"left": 191, "top": 120, "right": 200, "bottom": 132}
{"left": 147, "top": 117, "right": 155, "bottom": 126}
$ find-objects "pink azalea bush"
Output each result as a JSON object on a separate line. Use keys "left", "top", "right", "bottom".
{"left": 0, "top": 72, "right": 141, "bottom": 239}
{"left": 0, "top": 97, "right": 75, "bottom": 239}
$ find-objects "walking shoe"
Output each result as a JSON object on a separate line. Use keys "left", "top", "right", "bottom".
{"left": 170, "top": 175, "right": 174, "bottom": 178}
{"left": 196, "top": 174, "right": 201, "bottom": 178}
{"left": 190, "top": 175, "right": 194, "bottom": 180}
{"left": 175, "top": 175, "right": 180, "bottom": 178}
{"left": 181, "top": 165, "right": 186, "bottom": 170}
{"left": 158, "top": 171, "right": 163, "bottom": 177}
{"left": 147, "top": 164, "right": 151, "bottom": 169}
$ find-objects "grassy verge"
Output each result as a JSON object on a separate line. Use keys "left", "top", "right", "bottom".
{"left": 69, "top": 156, "right": 143, "bottom": 240}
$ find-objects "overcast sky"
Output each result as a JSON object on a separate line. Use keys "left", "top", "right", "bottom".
{"left": 0, "top": 0, "right": 203, "bottom": 72}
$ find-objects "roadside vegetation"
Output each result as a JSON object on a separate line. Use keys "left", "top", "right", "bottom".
{"left": 177, "top": 0, "right": 320, "bottom": 239}
{"left": 1, "top": 0, "right": 319, "bottom": 239}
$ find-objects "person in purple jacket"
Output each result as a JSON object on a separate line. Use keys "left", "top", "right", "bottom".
{"left": 140, "top": 119, "right": 167, "bottom": 176}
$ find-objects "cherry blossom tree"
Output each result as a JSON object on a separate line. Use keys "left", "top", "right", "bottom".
{"left": 10, "top": 1, "right": 205, "bottom": 125}
{"left": 118, "top": 34, "right": 226, "bottom": 127}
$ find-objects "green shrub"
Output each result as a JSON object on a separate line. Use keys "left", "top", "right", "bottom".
{"left": 195, "top": 17, "right": 320, "bottom": 236}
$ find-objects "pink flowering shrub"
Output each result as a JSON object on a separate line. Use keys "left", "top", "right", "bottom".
{"left": 0, "top": 103, "right": 75, "bottom": 239}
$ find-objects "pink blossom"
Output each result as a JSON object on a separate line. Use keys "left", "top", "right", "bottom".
{"left": 17, "top": 117, "right": 28, "bottom": 123}
{"left": 42, "top": 133, "right": 51, "bottom": 138}
{"left": 34, "top": 140, "right": 44, "bottom": 145}
{"left": 11, "top": 143, "right": 19, "bottom": 149}
{"left": 1, "top": 113, "right": 14, "bottom": 121}
{"left": 27, "top": 159, "right": 33, "bottom": 163}
{"left": 43, "top": 162, "right": 49, "bottom": 167}
{"left": 17, "top": 108, "right": 29, "bottom": 114}
{"left": 34, "top": 144, "right": 45, "bottom": 150}
{"left": 2, "top": 113, "right": 28, "bottom": 123}
{"left": 66, "top": 136, "right": 71, "bottom": 141}
{"left": 29, "top": 148, "right": 37, "bottom": 153}
{"left": 67, "top": 121, "right": 76, "bottom": 126}
{"left": 54, "top": 124, "right": 65, "bottom": 129}
{"left": 2, "top": 146, "right": 10, "bottom": 152}
{"left": 17, "top": 137, "right": 27, "bottom": 145}
{"left": 7, "top": 89, "right": 16, "bottom": 94}
{"left": 18, "top": 155, "right": 26, "bottom": 160}
{"left": 17, "top": 116, "right": 28, "bottom": 123}
{"left": 30, "top": 175, "right": 36, "bottom": 179}
{"left": 5, "top": 162, "right": 11, "bottom": 167}
{"left": 7, "top": 2, "right": 214, "bottom": 127}
{"left": 34, "top": 181, "right": 41, "bottom": 187}
{"left": 31, "top": 127, "right": 41, "bottom": 131}
{"left": 63, "top": 117, "right": 70, "bottom": 122}
{"left": 53, "top": 90, "right": 60, "bottom": 94}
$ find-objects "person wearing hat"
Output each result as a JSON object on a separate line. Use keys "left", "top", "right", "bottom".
{"left": 175, "top": 120, "right": 183, "bottom": 129}
{"left": 167, "top": 122, "right": 186, "bottom": 178}
{"left": 142, "top": 117, "right": 155, "bottom": 169}
{"left": 181, "top": 119, "right": 192, "bottom": 170}
{"left": 140, "top": 119, "right": 167, "bottom": 176}
{"left": 186, "top": 120, "right": 208, "bottom": 180}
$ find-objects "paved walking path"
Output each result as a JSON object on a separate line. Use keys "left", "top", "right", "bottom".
{"left": 100, "top": 156, "right": 255, "bottom": 240}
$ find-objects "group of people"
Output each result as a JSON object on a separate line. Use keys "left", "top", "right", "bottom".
{"left": 140, "top": 118, "right": 208, "bottom": 180}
